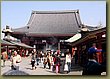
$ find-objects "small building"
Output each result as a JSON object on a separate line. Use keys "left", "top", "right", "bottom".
{"left": 2, "top": 26, "right": 34, "bottom": 57}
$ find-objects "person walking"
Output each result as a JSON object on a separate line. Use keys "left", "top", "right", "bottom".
{"left": 52, "top": 54, "right": 56, "bottom": 72}
{"left": 43, "top": 53, "right": 47, "bottom": 69}
{"left": 36, "top": 51, "right": 39, "bottom": 66}
{"left": 1, "top": 49, "right": 8, "bottom": 67}
{"left": 31, "top": 52, "right": 36, "bottom": 70}
{"left": 10, "top": 52, "right": 15, "bottom": 70}
{"left": 10, "top": 51, "right": 21, "bottom": 70}
{"left": 39, "top": 51, "right": 43, "bottom": 63}
{"left": 54, "top": 54, "right": 60, "bottom": 74}
{"left": 47, "top": 52, "right": 52, "bottom": 69}
{"left": 65, "top": 52, "right": 71, "bottom": 73}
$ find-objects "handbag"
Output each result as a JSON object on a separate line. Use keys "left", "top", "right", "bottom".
{"left": 1, "top": 55, "right": 3, "bottom": 59}
{"left": 11, "top": 65, "right": 16, "bottom": 70}
{"left": 64, "top": 63, "right": 68, "bottom": 71}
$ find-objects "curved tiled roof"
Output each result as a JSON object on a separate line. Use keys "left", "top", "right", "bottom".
{"left": 12, "top": 10, "right": 82, "bottom": 36}
{"left": 71, "top": 27, "right": 106, "bottom": 46}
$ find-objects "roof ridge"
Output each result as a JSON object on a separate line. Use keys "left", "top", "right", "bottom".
{"left": 32, "top": 10, "right": 79, "bottom": 14}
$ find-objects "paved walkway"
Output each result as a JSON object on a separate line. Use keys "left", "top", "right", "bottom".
{"left": 1, "top": 56, "right": 106, "bottom": 75}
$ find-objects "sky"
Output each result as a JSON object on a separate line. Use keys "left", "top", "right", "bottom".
{"left": 1, "top": 1, "right": 106, "bottom": 39}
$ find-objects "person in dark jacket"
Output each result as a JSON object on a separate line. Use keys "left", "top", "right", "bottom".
{"left": 31, "top": 53, "right": 36, "bottom": 70}
{"left": 82, "top": 53, "right": 103, "bottom": 75}
{"left": 55, "top": 54, "right": 60, "bottom": 74}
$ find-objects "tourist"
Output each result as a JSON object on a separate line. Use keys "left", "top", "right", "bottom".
{"left": 55, "top": 54, "right": 60, "bottom": 74}
{"left": 36, "top": 51, "right": 39, "bottom": 65}
{"left": 10, "top": 51, "right": 21, "bottom": 70}
{"left": 88, "top": 43, "right": 102, "bottom": 55}
{"left": 65, "top": 52, "right": 71, "bottom": 73}
{"left": 1, "top": 49, "right": 8, "bottom": 67}
{"left": 51, "top": 54, "right": 54, "bottom": 71}
{"left": 31, "top": 52, "right": 36, "bottom": 70}
{"left": 26, "top": 49, "right": 29, "bottom": 57}
{"left": 43, "top": 53, "right": 47, "bottom": 69}
{"left": 47, "top": 52, "right": 52, "bottom": 69}
{"left": 82, "top": 53, "right": 103, "bottom": 75}
{"left": 39, "top": 51, "right": 43, "bottom": 63}
{"left": 8, "top": 50, "right": 12, "bottom": 59}
{"left": 10, "top": 51, "right": 15, "bottom": 70}
{"left": 52, "top": 54, "right": 56, "bottom": 72}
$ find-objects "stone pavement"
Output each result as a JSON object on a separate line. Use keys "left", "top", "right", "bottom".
{"left": 3, "top": 70, "right": 29, "bottom": 75}
{"left": 1, "top": 56, "right": 106, "bottom": 75}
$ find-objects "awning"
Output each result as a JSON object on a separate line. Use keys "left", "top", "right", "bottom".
{"left": 65, "top": 33, "right": 81, "bottom": 42}
{"left": 3, "top": 35, "right": 20, "bottom": 42}
{"left": 71, "top": 27, "right": 106, "bottom": 46}
{"left": 10, "top": 41, "right": 34, "bottom": 49}
{"left": 1, "top": 39, "right": 15, "bottom": 46}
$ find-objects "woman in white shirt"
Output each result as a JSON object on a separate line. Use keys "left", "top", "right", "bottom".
{"left": 10, "top": 51, "right": 21, "bottom": 70}
{"left": 65, "top": 52, "right": 71, "bottom": 73}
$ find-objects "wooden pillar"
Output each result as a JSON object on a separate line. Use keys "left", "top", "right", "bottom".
{"left": 46, "top": 42, "right": 48, "bottom": 51}
{"left": 97, "top": 34, "right": 102, "bottom": 49}
{"left": 45, "top": 43, "right": 46, "bottom": 52}
{"left": 58, "top": 42, "right": 60, "bottom": 50}
{"left": 96, "top": 33, "right": 102, "bottom": 63}
{"left": 77, "top": 45, "right": 81, "bottom": 64}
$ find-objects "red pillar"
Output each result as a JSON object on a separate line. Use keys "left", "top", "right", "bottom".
{"left": 97, "top": 34, "right": 102, "bottom": 49}
{"left": 96, "top": 33, "right": 102, "bottom": 63}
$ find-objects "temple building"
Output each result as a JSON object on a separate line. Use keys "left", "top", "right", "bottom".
{"left": 2, "top": 10, "right": 99, "bottom": 53}
{"left": 4, "top": 10, "right": 82, "bottom": 53}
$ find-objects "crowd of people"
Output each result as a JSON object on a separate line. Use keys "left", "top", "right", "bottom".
{"left": 29, "top": 50, "right": 72, "bottom": 74}
{"left": 1, "top": 49, "right": 72, "bottom": 74}
{"left": 1, "top": 49, "right": 21, "bottom": 70}
{"left": 1, "top": 43, "right": 106, "bottom": 75}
